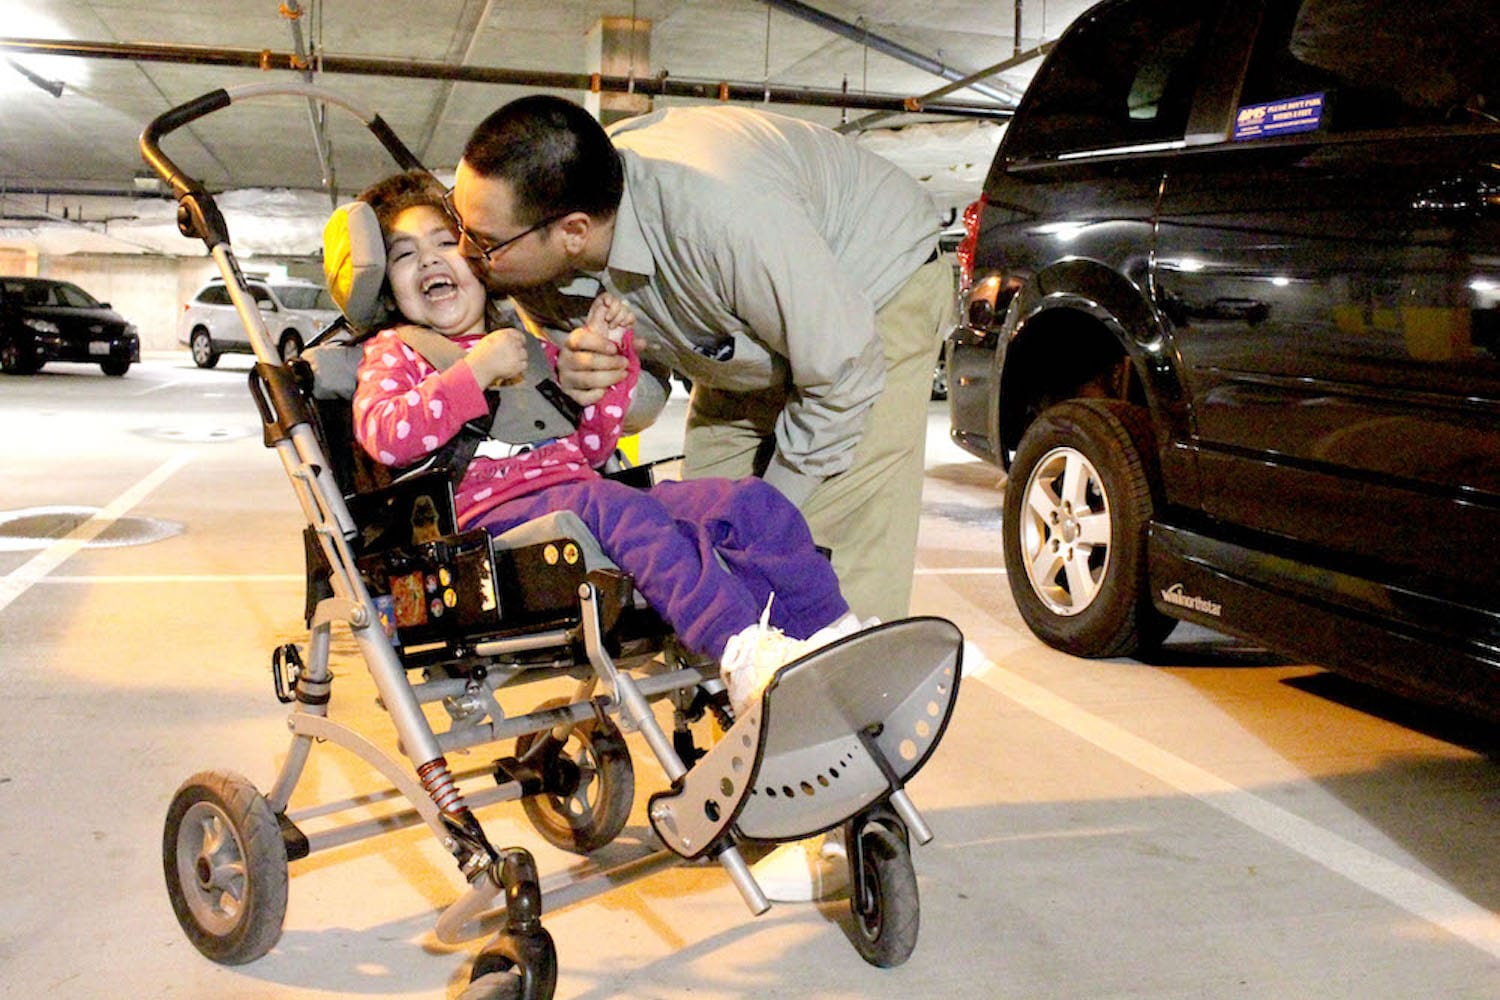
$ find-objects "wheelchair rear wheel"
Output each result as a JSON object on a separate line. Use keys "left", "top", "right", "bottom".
{"left": 846, "top": 822, "right": 920, "bottom": 968}
{"left": 163, "top": 769, "right": 288, "bottom": 965}
{"left": 514, "top": 697, "right": 634, "bottom": 853}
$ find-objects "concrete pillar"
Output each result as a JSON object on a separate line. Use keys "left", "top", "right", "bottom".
{"left": 583, "top": 17, "right": 652, "bottom": 125}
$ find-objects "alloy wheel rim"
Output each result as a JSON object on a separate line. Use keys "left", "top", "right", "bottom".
{"left": 1018, "top": 445, "right": 1112, "bottom": 616}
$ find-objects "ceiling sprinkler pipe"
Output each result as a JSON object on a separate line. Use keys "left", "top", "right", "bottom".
{"left": 0, "top": 36, "right": 1010, "bottom": 120}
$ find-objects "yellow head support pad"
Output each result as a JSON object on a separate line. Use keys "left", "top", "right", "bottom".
{"left": 322, "top": 200, "right": 390, "bottom": 332}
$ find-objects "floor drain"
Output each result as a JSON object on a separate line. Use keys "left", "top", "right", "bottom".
{"left": 0, "top": 506, "right": 184, "bottom": 551}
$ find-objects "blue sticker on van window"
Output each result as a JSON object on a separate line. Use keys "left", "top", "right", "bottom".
{"left": 1233, "top": 92, "right": 1324, "bottom": 141}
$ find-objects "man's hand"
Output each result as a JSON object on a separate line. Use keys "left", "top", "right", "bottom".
{"left": 557, "top": 324, "right": 628, "bottom": 406}
{"left": 465, "top": 327, "right": 529, "bottom": 388}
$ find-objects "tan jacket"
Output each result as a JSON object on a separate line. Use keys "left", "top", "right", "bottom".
{"left": 520, "top": 105, "right": 940, "bottom": 505}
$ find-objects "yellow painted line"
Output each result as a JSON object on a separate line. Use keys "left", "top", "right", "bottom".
{"left": 0, "top": 453, "right": 195, "bottom": 614}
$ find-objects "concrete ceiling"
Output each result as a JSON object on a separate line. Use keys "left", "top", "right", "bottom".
{"left": 0, "top": 0, "right": 1097, "bottom": 255}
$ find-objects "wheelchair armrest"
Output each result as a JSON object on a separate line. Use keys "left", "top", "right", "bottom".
{"left": 601, "top": 454, "right": 683, "bottom": 490}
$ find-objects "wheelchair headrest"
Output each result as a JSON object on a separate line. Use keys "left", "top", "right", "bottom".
{"left": 322, "top": 200, "right": 391, "bottom": 333}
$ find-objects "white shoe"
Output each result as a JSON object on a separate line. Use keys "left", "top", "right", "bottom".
{"left": 803, "top": 610, "right": 879, "bottom": 647}
{"left": 751, "top": 832, "right": 848, "bottom": 902}
{"left": 720, "top": 598, "right": 813, "bottom": 716}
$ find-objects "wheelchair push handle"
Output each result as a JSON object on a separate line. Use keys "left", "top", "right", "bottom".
{"left": 138, "top": 82, "right": 426, "bottom": 251}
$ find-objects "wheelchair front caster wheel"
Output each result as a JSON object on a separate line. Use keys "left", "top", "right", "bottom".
{"left": 846, "top": 822, "right": 920, "bottom": 968}
{"left": 459, "top": 927, "right": 558, "bottom": 1000}
{"left": 163, "top": 769, "right": 288, "bottom": 964}
{"left": 515, "top": 696, "right": 634, "bottom": 854}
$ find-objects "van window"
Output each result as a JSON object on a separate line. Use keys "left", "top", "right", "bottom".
{"left": 1238, "top": 0, "right": 1500, "bottom": 134}
{"left": 1004, "top": 0, "right": 1221, "bottom": 160}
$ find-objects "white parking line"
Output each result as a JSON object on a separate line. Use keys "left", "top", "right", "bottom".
{"left": 974, "top": 660, "right": 1500, "bottom": 961}
{"left": 915, "top": 567, "right": 1008, "bottom": 575}
{"left": 0, "top": 452, "right": 195, "bottom": 614}
{"left": 37, "top": 574, "right": 301, "bottom": 584}
{"left": 132, "top": 378, "right": 186, "bottom": 396}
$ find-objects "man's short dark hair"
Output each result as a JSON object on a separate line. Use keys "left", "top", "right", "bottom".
{"left": 463, "top": 95, "right": 623, "bottom": 224}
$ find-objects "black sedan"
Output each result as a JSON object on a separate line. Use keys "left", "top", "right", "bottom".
{"left": 0, "top": 277, "right": 140, "bottom": 377}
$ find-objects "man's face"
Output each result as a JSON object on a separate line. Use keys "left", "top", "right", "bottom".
{"left": 450, "top": 161, "right": 572, "bottom": 293}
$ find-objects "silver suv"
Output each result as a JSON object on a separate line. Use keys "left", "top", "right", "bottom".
{"left": 180, "top": 275, "right": 339, "bottom": 368}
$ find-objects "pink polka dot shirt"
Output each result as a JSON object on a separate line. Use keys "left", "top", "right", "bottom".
{"left": 352, "top": 324, "right": 640, "bottom": 529}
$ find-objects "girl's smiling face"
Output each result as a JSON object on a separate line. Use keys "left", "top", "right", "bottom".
{"left": 384, "top": 204, "right": 487, "bottom": 337}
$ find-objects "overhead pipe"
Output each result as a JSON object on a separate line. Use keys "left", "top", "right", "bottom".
{"left": 837, "top": 40, "right": 1049, "bottom": 134}
{"left": 6, "top": 56, "right": 64, "bottom": 97}
{"left": 0, "top": 36, "right": 1010, "bottom": 120}
{"left": 762, "top": 0, "right": 1020, "bottom": 104}
{"left": 410, "top": 0, "right": 496, "bottom": 162}
{"left": 280, "top": 0, "right": 336, "bottom": 205}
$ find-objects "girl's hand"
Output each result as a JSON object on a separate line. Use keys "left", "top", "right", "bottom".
{"left": 586, "top": 292, "right": 635, "bottom": 346}
{"left": 465, "top": 327, "right": 529, "bottom": 387}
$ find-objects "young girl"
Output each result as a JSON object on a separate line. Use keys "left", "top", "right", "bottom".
{"left": 350, "top": 171, "right": 867, "bottom": 717}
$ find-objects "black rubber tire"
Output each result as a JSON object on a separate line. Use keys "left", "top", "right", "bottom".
{"left": 514, "top": 697, "right": 634, "bottom": 854}
{"left": 190, "top": 328, "right": 219, "bottom": 369}
{"left": 1, "top": 337, "right": 37, "bottom": 375}
{"left": 100, "top": 358, "right": 130, "bottom": 376}
{"left": 930, "top": 356, "right": 949, "bottom": 401}
{"left": 457, "top": 971, "right": 524, "bottom": 1000}
{"left": 278, "top": 331, "right": 304, "bottom": 363}
{"left": 464, "top": 928, "right": 557, "bottom": 1000}
{"left": 1003, "top": 399, "right": 1177, "bottom": 658}
{"left": 162, "top": 769, "right": 288, "bottom": 965}
{"left": 847, "top": 824, "right": 920, "bottom": 968}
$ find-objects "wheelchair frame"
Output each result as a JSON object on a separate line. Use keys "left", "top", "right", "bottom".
{"left": 142, "top": 82, "right": 962, "bottom": 1000}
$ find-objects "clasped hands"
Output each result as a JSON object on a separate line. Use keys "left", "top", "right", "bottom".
{"left": 464, "top": 293, "right": 633, "bottom": 406}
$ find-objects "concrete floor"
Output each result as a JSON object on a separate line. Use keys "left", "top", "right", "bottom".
{"left": 2, "top": 355, "right": 1498, "bottom": 999}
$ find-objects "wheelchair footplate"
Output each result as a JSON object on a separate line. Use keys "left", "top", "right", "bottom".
{"left": 646, "top": 616, "right": 963, "bottom": 858}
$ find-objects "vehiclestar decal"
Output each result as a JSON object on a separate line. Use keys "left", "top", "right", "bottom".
{"left": 1160, "top": 583, "right": 1222, "bottom": 617}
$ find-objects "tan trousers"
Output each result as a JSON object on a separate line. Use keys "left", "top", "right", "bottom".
{"left": 682, "top": 256, "right": 956, "bottom": 621}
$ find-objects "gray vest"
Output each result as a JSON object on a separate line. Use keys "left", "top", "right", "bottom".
{"left": 391, "top": 325, "right": 578, "bottom": 444}
{"left": 304, "top": 325, "right": 578, "bottom": 445}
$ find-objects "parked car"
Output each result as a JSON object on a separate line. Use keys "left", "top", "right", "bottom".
{"left": 947, "top": 0, "right": 1500, "bottom": 721}
{"left": 0, "top": 277, "right": 140, "bottom": 377}
{"left": 180, "top": 275, "right": 339, "bottom": 368}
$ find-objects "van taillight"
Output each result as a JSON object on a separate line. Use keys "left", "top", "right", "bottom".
{"left": 956, "top": 196, "right": 985, "bottom": 294}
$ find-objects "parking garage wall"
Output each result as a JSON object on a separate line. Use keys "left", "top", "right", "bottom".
{"left": 24, "top": 254, "right": 325, "bottom": 353}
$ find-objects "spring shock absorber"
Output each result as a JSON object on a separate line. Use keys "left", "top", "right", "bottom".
{"left": 417, "top": 755, "right": 466, "bottom": 816}
{"left": 420, "top": 756, "right": 499, "bottom": 878}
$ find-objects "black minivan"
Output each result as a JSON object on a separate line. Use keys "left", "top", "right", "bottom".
{"left": 948, "top": 0, "right": 1500, "bottom": 720}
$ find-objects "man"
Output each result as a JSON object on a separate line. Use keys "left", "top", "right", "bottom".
{"left": 450, "top": 95, "right": 953, "bottom": 903}
{"left": 449, "top": 95, "right": 953, "bottom": 629}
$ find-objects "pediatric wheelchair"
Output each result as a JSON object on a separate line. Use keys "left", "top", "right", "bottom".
{"left": 142, "top": 83, "right": 963, "bottom": 1000}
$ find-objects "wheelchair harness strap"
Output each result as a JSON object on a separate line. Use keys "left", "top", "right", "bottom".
{"left": 390, "top": 325, "right": 582, "bottom": 487}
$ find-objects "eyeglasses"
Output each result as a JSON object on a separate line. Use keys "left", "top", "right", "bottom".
{"left": 441, "top": 188, "right": 565, "bottom": 264}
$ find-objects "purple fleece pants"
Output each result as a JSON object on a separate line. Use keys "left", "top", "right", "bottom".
{"left": 474, "top": 476, "right": 849, "bottom": 658}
